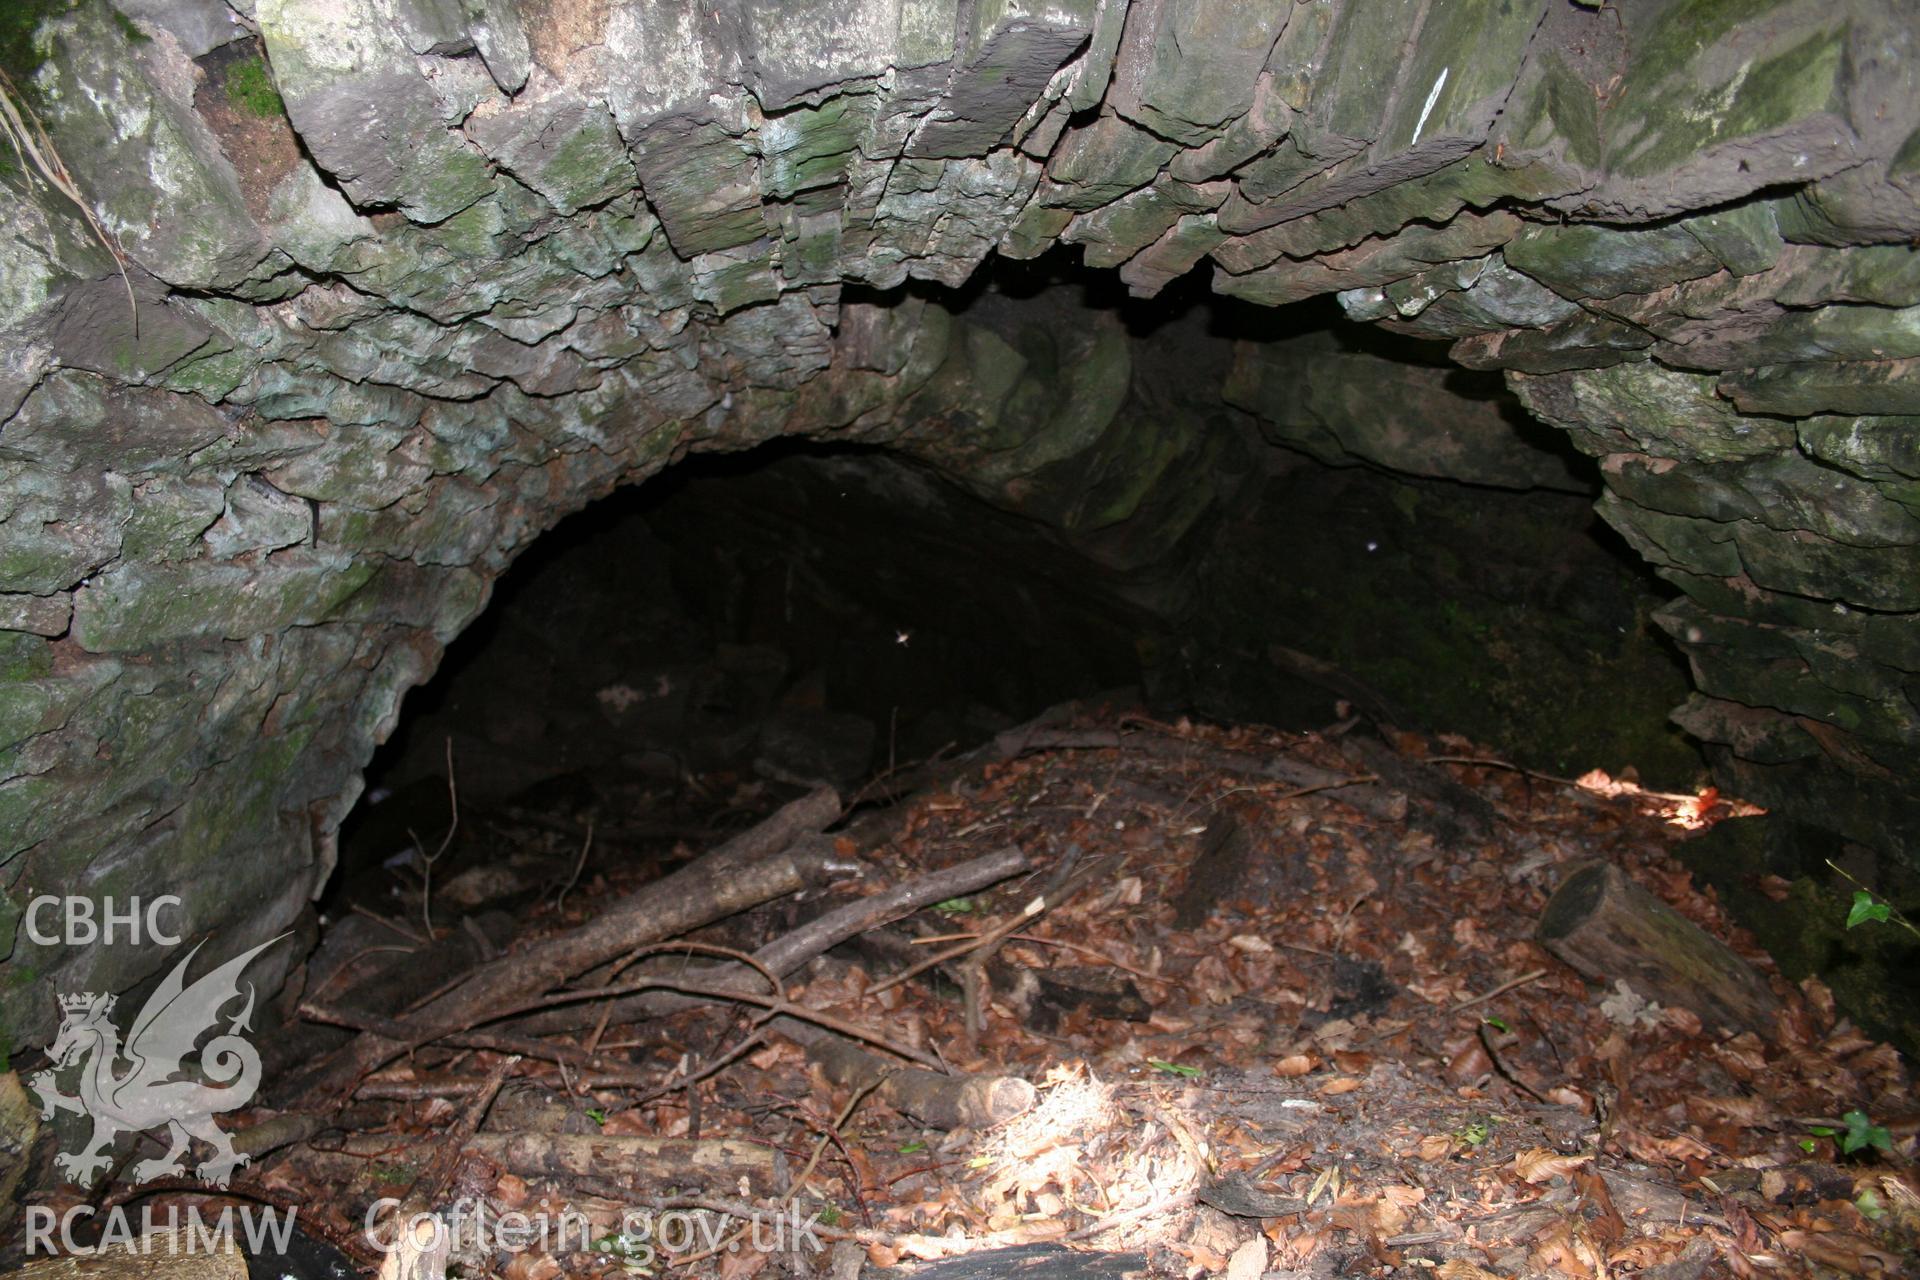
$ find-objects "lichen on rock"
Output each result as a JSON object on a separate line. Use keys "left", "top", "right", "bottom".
{"left": 2, "top": 0, "right": 1919, "bottom": 1052}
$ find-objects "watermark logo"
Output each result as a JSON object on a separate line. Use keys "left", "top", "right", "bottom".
{"left": 28, "top": 935, "right": 284, "bottom": 1189}
{"left": 27, "top": 1204, "right": 298, "bottom": 1259}
{"left": 364, "top": 1197, "right": 828, "bottom": 1269}
{"left": 25, "top": 894, "right": 184, "bottom": 946}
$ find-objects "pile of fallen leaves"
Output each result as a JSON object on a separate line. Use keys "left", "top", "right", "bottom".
{"left": 62, "top": 708, "right": 1920, "bottom": 1279}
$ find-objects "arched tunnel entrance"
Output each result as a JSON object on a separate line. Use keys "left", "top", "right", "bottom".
{"left": 6, "top": 0, "right": 1920, "bottom": 1270}
{"left": 331, "top": 267, "right": 1704, "bottom": 920}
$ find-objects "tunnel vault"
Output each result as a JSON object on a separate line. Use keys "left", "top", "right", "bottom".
{"left": 1, "top": 0, "right": 1918, "bottom": 1048}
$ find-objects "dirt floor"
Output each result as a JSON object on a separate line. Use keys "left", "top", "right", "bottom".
{"left": 11, "top": 704, "right": 1917, "bottom": 1279}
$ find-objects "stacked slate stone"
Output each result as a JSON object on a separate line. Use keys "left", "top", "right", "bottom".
{"left": 0, "top": 0, "right": 1915, "bottom": 1044}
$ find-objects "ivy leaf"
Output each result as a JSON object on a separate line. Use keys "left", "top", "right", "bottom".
{"left": 1840, "top": 1110, "right": 1892, "bottom": 1156}
{"left": 1846, "top": 891, "right": 1891, "bottom": 929}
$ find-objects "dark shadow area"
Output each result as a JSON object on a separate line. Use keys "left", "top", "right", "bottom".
{"left": 326, "top": 439, "right": 1156, "bottom": 911}
{"left": 331, "top": 264, "right": 1701, "bottom": 916}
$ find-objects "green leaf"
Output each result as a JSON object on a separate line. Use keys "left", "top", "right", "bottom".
{"left": 1855, "top": 1189, "right": 1886, "bottom": 1220}
{"left": 1798, "top": 1138, "right": 1816, "bottom": 1153}
{"left": 898, "top": 1140, "right": 927, "bottom": 1154}
{"left": 1840, "top": 1110, "right": 1892, "bottom": 1156}
{"left": 586, "top": 1107, "right": 608, "bottom": 1127}
{"left": 1846, "top": 891, "right": 1892, "bottom": 929}
{"left": 1146, "top": 1058, "right": 1203, "bottom": 1077}
{"left": 1482, "top": 1017, "right": 1508, "bottom": 1033}
{"left": 934, "top": 897, "right": 976, "bottom": 914}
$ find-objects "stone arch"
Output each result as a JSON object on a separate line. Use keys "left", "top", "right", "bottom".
{"left": 2, "top": 0, "right": 1917, "bottom": 1044}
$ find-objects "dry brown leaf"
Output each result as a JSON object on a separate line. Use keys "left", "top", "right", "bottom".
{"left": 1328, "top": 1198, "right": 1375, "bottom": 1234}
{"left": 1312, "top": 1017, "right": 1358, "bottom": 1044}
{"left": 1445, "top": 1040, "right": 1494, "bottom": 1085}
{"left": 1607, "top": 1230, "right": 1694, "bottom": 1269}
{"left": 1417, "top": 1134, "right": 1456, "bottom": 1161}
{"left": 1224, "top": 1238, "right": 1267, "bottom": 1280}
{"left": 1273, "top": 1053, "right": 1317, "bottom": 1078}
{"left": 1512, "top": 1147, "right": 1594, "bottom": 1184}
{"left": 1621, "top": 1128, "right": 1715, "bottom": 1165}
{"left": 380, "top": 1215, "right": 452, "bottom": 1280}
{"left": 718, "top": 1247, "right": 771, "bottom": 1280}
{"left": 1690, "top": 1095, "right": 1774, "bottom": 1126}
{"left": 1183, "top": 1242, "right": 1229, "bottom": 1272}
{"left": 1526, "top": 1218, "right": 1594, "bottom": 1278}
{"left": 1714, "top": 1033, "right": 1770, "bottom": 1079}
{"left": 1368, "top": 1192, "right": 1411, "bottom": 1235}
{"left": 501, "top": 1252, "right": 562, "bottom": 1280}
{"left": 1382, "top": 1184, "right": 1427, "bottom": 1209}
{"left": 1776, "top": 1229, "right": 1906, "bottom": 1275}
{"left": 1317, "top": 1076, "right": 1362, "bottom": 1096}
{"left": 1435, "top": 1261, "right": 1505, "bottom": 1280}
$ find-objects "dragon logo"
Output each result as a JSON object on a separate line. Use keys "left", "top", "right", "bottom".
{"left": 28, "top": 936, "right": 285, "bottom": 1189}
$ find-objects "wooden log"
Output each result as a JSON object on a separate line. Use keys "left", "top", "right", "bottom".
{"left": 991, "top": 725, "right": 1405, "bottom": 822}
{"left": 292, "top": 787, "right": 843, "bottom": 1102}
{"left": 1537, "top": 862, "right": 1780, "bottom": 1034}
{"left": 507, "top": 845, "right": 1030, "bottom": 1036}
{"left": 9, "top": 1230, "right": 247, "bottom": 1280}
{"left": 464, "top": 1133, "right": 788, "bottom": 1196}
{"left": 296, "top": 1132, "right": 787, "bottom": 1198}
{"left": 805, "top": 1036, "right": 1036, "bottom": 1131}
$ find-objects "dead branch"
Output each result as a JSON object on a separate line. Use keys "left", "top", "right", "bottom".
{"left": 292, "top": 786, "right": 844, "bottom": 1102}
{"left": 870, "top": 853, "right": 1108, "bottom": 997}
{"left": 992, "top": 724, "right": 1406, "bottom": 821}
{"left": 402, "top": 1052, "right": 517, "bottom": 1210}
{"left": 470, "top": 1132, "right": 789, "bottom": 1198}
{"left": 1538, "top": 861, "right": 1782, "bottom": 1034}
{"left": 805, "top": 1036, "right": 1037, "bottom": 1131}
{"left": 510, "top": 845, "right": 1031, "bottom": 1036}
{"left": 298, "top": 1003, "right": 634, "bottom": 1072}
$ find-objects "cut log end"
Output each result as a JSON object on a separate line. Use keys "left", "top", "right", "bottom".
{"left": 1538, "top": 861, "right": 1782, "bottom": 1036}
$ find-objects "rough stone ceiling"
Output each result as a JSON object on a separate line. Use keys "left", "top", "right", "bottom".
{"left": 1, "top": 0, "right": 1918, "bottom": 1043}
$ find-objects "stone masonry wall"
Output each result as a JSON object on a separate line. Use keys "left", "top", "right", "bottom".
{"left": 2, "top": 0, "right": 1917, "bottom": 1047}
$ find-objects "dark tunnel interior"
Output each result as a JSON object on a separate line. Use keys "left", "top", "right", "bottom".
{"left": 330, "top": 268, "right": 1704, "bottom": 913}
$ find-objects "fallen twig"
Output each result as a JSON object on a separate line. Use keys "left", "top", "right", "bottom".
{"left": 299, "top": 1003, "right": 634, "bottom": 1073}
{"left": 554, "top": 816, "right": 594, "bottom": 914}
{"left": 293, "top": 787, "right": 843, "bottom": 1102}
{"left": 510, "top": 845, "right": 1030, "bottom": 1036}
{"left": 0, "top": 67, "right": 136, "bottom": 329}
{"left": 407, "top": 739, "right": 459, "bottom": 937}
{"left": 1454, "top": 968, "right": 1549, "bottom": 1012}
{"left": 870, "top": 855, "right": 1107, "bottom": 997}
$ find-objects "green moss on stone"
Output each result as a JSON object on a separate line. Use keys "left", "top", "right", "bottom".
{"left": 108, "top": 6, "right": 147, "bottom": 44}
{"left": 0, "top": 632, "right": 52, "bottom": 681}
{"left": 1678, "top": 817, "right": 1919, "bottom": 1054}
{"left": 1628, "top": 0, "right": 1780, "bottom": 101}
{"left": 162, "top": 346, "right": 256, "bottom": 400}
{"left": 0, "top": 0, "right": 70, "bottom": 84}
{"left": 224, "top": 55, "right": 283, "bottom": 119}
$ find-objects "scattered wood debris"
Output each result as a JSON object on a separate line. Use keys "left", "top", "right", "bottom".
{"left": 12, "top": 703, "right": 1916, "bottom": 1279}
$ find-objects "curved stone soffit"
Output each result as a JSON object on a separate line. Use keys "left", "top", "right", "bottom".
{"left": 1, "top": 0, "right": 1918, "bottom": 1040}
